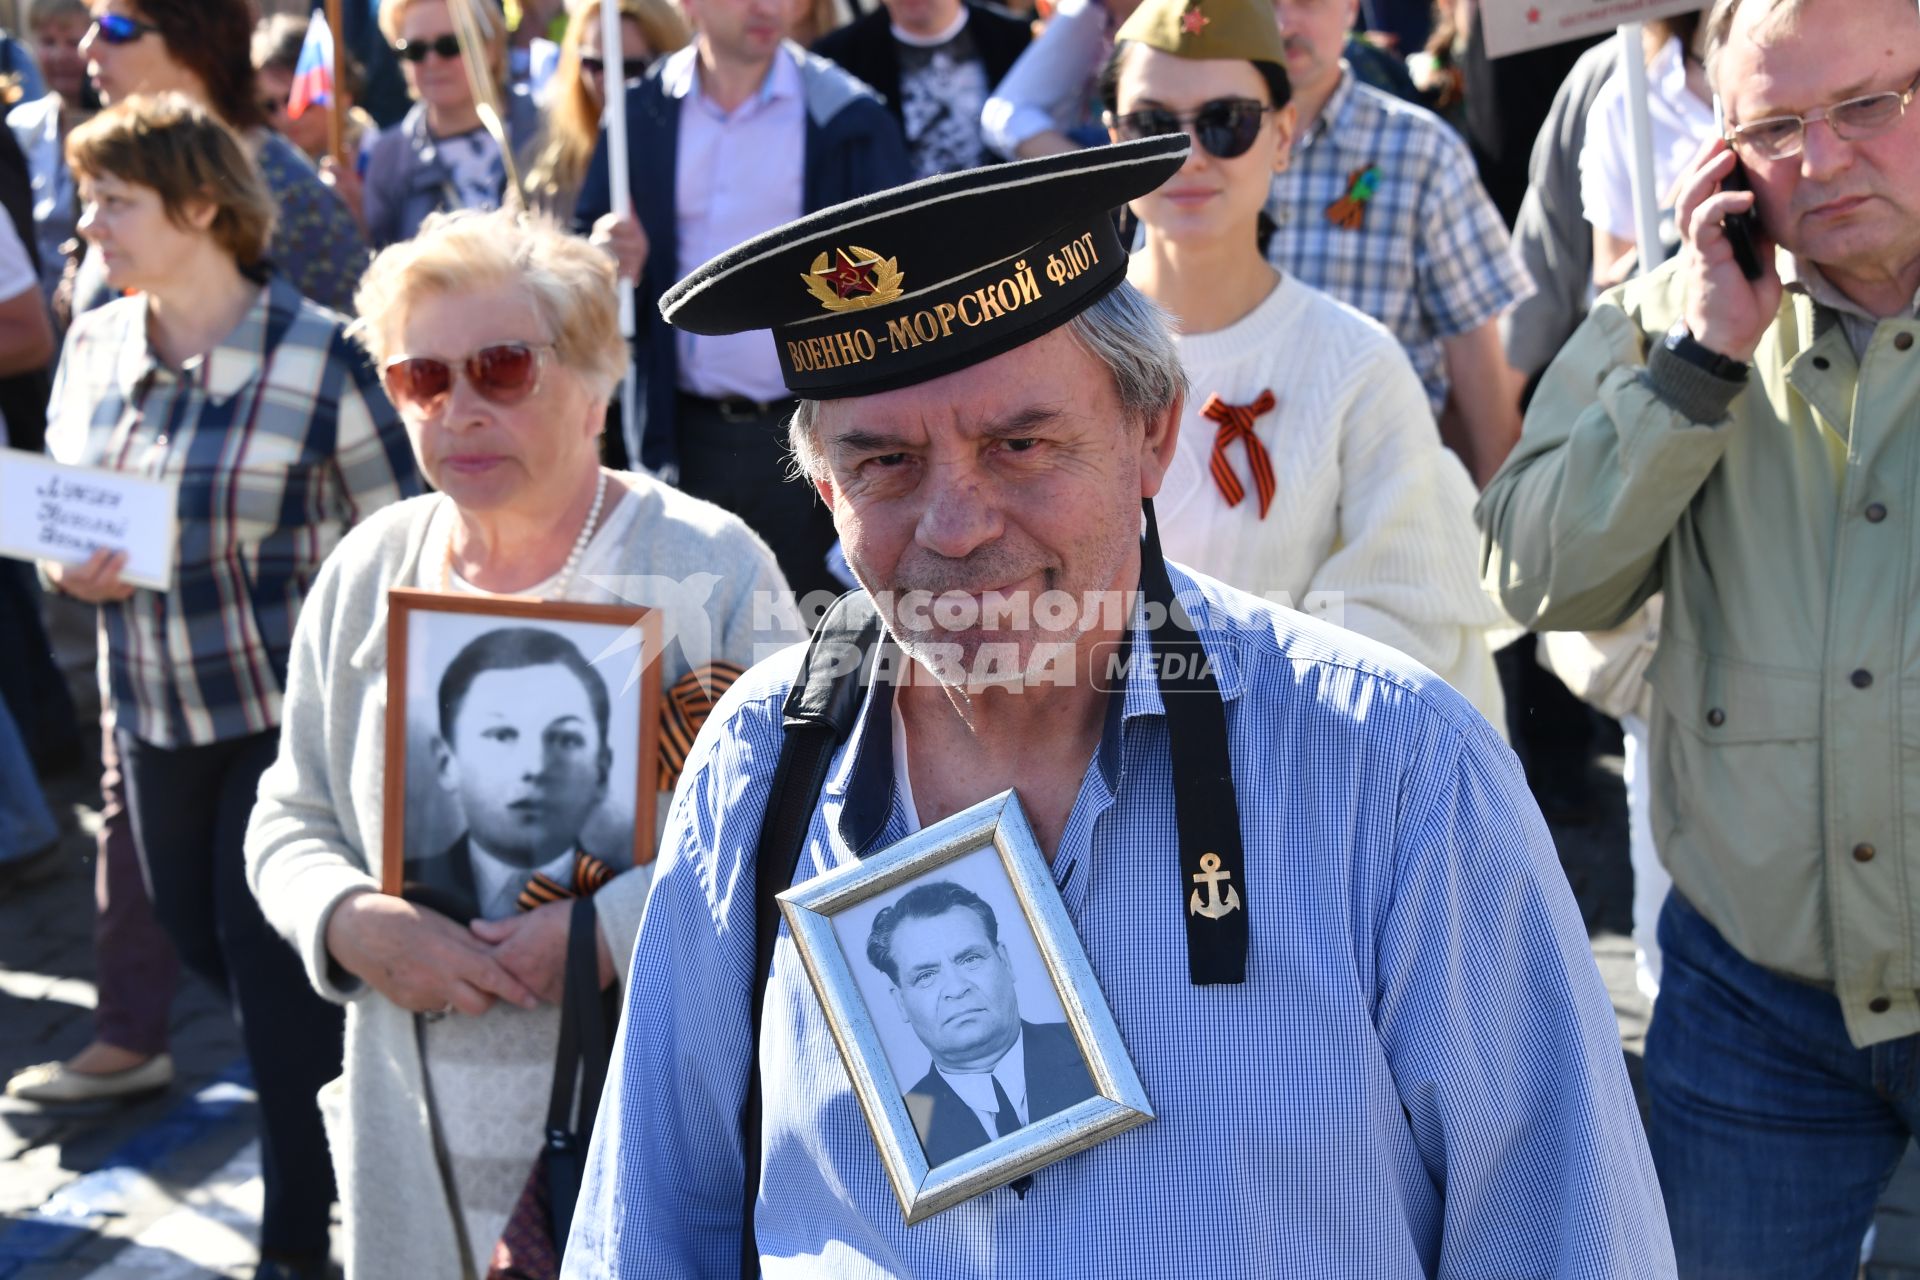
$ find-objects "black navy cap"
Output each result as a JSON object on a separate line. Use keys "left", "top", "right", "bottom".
{"left": 658, "top": 135, "right": 1190, "bottom": 400}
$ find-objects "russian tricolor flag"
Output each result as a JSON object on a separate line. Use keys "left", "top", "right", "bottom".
{"left": 287, "top": 9, "right": 335, "bottom": 121}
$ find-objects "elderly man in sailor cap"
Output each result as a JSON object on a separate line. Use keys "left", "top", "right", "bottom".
{"left": 563, "top": 2, "right": 1673, "bottom": 1270}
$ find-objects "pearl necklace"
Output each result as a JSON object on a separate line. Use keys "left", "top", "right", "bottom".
{"left": 439, "top": 469, "right": 608, "bottom": 600}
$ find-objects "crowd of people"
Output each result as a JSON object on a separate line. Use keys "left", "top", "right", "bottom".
{"left": 0, "top": 0, "right": 1914, "bottom": 1275}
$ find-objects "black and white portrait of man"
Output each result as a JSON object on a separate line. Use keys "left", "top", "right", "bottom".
{"left": 855, "top": 867, "right": 1097, "bottom": 1166}
{"left": 400, "top": 621, "right": 637, "bottom": 920}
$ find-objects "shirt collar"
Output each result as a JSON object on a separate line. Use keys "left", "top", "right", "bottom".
{"left": 110, "top": 277, "right": 281, "bottom": 404}
{"left": 468, "top": 839, "right": 577, "bottom": 917}
{"left": 1302, "top": 63, "right": 1358, "bottom": 147}
{"left": 935, "top": 1026, "right": 1028, "bottom": 1121}
{"left": 1779, "top": 251, "right": 1920, "bottom": 324}
{"left": 668, "top": 42, "right": 801, "bottom": 111}
{"left": 824, "top": 564, "right": 1245, "bottom": 857}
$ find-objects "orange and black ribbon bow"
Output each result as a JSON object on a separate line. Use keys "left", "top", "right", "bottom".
{"left": 659, "top": 661, "right": 746, "bottom": 793}
{"left": 1324, "top": 164, "right": 1382, "bottom": 230}
{"left": 515, "top": 850, "right": 617, "bottom": 913}
{"left": 1202, "top": 390, "right": 1277, "bottom": 519}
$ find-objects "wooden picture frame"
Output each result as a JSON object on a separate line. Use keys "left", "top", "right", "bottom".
{"left": 381, "top": 588, "right": 662, "bottom": 910}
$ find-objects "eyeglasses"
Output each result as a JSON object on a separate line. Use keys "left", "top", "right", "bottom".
{"left": 87, "top": 13, "right": 159, "bottom": 45}
{"left": 1104, "top": 98, "right": 1276, "bottom": 160}
{"left": 579, "top": 54, "right": 651, "bottom": 80}
{"left": 381, "top": 343, "right": 553, "bottom": 413}
{"left": 393, "top": 34, "right": 464, "bottom": 63}
{"left": 1726, "top": 70, "right": 1920, "bottom": 161}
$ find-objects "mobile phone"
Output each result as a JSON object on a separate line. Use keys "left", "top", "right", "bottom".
{"left": 1719, "top": 159, "right": 1765, "bottom": 281}
{"left": 1711, "top": 96, "right": 1765, "bottom": 281}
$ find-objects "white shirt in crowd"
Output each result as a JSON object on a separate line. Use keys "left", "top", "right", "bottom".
{"left": 1579, "top": 35, "right": 1716, "bottom": 245}
{"left": 0, "top": 213, "right": 35, "bottom": 441}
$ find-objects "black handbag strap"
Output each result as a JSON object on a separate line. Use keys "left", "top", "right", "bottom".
{"left": 739, "top": 591, "right": 883, "bottom": 1280}
{"left": 546, "top": 894, "right": 615, "bottom": 1256}
{"left": 549, "top": 895, "right": 611, "bottom": 1134}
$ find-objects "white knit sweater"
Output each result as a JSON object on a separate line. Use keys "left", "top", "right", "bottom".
{"left": 1157, "top": 274, "right": 1511, "bottom": 729}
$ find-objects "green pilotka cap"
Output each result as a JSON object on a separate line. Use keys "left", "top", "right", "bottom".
{"left": 1113, "top": 0, "right": 1290, "bottom": 63}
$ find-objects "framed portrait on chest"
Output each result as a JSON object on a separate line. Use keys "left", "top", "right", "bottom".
{"left": 381, "top": 588, "right": 662, "bottom": 921}
{"left": 779, "top": 789, "right": 1153, "bottom": 1224}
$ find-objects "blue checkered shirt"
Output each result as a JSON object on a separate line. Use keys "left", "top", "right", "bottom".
{"left": 564, "top": 566, "right": 1673, "bottom": 1278}
{"left": 43, "top": 275, "right": 421, "bottom": 747}
{"left": 1267, "top": 68, "right": 1533, "bottom": 413}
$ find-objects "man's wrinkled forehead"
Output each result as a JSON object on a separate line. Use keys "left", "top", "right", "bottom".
{"left": 1718, "top": 0, "right": 1920, "bottom": 111}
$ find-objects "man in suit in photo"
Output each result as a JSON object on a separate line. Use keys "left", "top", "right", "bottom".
{"left": 404, "top": 627, "right": 617, "bottom": 921}
{"left": 865, "top": 880, "right": 1095, "bottom": 1165}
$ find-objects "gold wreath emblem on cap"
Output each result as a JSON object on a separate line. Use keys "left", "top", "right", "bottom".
{"left": 803, "top": 246, "right": 905, "bottom": 312}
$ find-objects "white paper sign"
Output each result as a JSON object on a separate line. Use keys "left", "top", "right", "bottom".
{"left": 0, "top": 449, "right": 179, "bottom": 591}
{"left": 1482, "top": 0, "right": 1702, "bottom": 58}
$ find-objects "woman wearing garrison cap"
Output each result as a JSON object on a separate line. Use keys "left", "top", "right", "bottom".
{"left": 562, "top": 136, "right": 1671, "bottom": 1276}
{"left": 1103, "top": 0, "right": 1511, "bottom": 732}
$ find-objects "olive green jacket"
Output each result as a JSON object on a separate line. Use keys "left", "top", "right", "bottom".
{"left": 1477, "top": 257, "right": 1920, "bottom": 1048}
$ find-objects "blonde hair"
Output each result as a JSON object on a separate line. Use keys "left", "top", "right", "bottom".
{"left": 66, "top": 93, "right": 277, "bottom": 266}
{"left": 353, "top": 207, "right": 628, "bottom": 397}
{"left": 379, "top": 0, "right": 511, "bottom": 87}
{"left": 527, "top": 0, "right": 689, "bottom": 209}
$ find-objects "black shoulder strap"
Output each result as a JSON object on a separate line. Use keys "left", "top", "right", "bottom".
{"left": 739, "top": 591, "right": 883, "bottom": 1280}
{"left": 547, "top": 894, "right": 615, "bottom": 1257}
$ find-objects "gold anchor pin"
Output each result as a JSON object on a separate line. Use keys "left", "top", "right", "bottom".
{"left": 1188, "top": 852, "right": 1240, "bottom": 920}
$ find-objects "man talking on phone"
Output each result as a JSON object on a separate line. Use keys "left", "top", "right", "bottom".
{"left": 1478, "top": 0, "right": 1920, "bottom": 1273}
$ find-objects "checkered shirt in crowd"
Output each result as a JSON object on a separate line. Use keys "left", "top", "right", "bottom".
{"left": 1267, "top": 67, "right": 1534, "bottom": 413}
{"left": 564, "top": 566, "right": 1672, "bottom": 1278}
{"left": 44, "top": 275, "right": 421, "bottom": 748}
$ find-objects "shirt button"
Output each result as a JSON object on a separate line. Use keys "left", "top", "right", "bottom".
{"left": 1852, "top": 669, "right": 1874, "bottom": 689}
{"left": 1900, "top": 332, "right": 1916, "bottom": 352}
{"left": 1855, "top": 843, "right": 1877, "bottom": 863}
{"left": 1868, "top": 502, "right": 1890, "bottom": 523}
{"left": 1872, "top": 996, "right": 1894, "bottom": 1013}
{"left": 1706, "top": 707, "right": 1726, "bottom": 727}
{"left": 1813, "top": 356, "right": 1831, "bottom": 370}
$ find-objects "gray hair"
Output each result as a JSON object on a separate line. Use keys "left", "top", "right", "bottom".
{"left": 1702, "top": 0, "right": 1814, "bottom": 90}
{"left": 786, "top": 280, "right": 1188, "bottom": 481}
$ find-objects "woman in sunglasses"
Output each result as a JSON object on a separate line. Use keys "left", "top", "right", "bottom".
{"left": 363, "top": 0, "right": 540, "bottom": 249}
{"left": 74, "top": 0, "right": 366, "bottom": 314}
{"left": 39, "top": 95, "right": 421, "bottom": 1280}
{"left": 525, "top": 0, "right": 688, "bottom": 220}
{"left": 1103, "top": 0, "right": 1510, "bottom": 729}
{"left": 243, "top": 208, "right": 795, "bottom": 1277}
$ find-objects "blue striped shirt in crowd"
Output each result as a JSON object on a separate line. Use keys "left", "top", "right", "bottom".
{"left": 564, "top": 565, "right": 1674, "bottom": 1278}
{"left": 1266, "top": 67, "right": 1533, "bottom": 414}
{"left": 44, "top": 274, "right": 421, "bottom": 748}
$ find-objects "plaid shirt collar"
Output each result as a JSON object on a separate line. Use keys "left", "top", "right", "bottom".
{"left": 1299, "top": 63, "right": 1359, "bottom": 151}
{"left": 108, "top": 275, "right": 300, "bottom": 405}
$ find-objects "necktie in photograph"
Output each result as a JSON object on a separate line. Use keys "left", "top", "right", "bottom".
{"left": 991, "top": 1074, "right": 1021, "bottom": 1138}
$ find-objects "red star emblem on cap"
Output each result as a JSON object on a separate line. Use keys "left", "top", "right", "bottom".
{"left": 815, "top": 248, "right": 878, "bottom": 300}
{"left": 1181, "top": 6, "right": 1210, "bottom": 33}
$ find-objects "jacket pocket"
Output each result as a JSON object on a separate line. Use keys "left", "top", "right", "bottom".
{"left": 1650, "top": 639, "right": 1822, "bottom": 744}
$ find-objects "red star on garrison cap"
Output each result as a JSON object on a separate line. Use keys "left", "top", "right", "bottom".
{"left": 1181, "top": 5, "right": 1210, "bottom": 33}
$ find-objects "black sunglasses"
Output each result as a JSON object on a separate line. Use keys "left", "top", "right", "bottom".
{"left": 580, "top": 54, "right": 651, "bottom": 80}
{"left": 393, "top": 34, "right": 464, "bottom": 63}
{"left": 88, "top": 13, "right": 159, "bottom": 45}
{"left": 1106, "top": 97, "right": 1276, "bottom": 160}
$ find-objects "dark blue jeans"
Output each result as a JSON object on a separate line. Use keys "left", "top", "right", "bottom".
{"left": 118, "top": 728, "right": 342, "bottom": 1258}
{"left": 1647, "top": 892, "right": 1918, "bottom": 1278}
